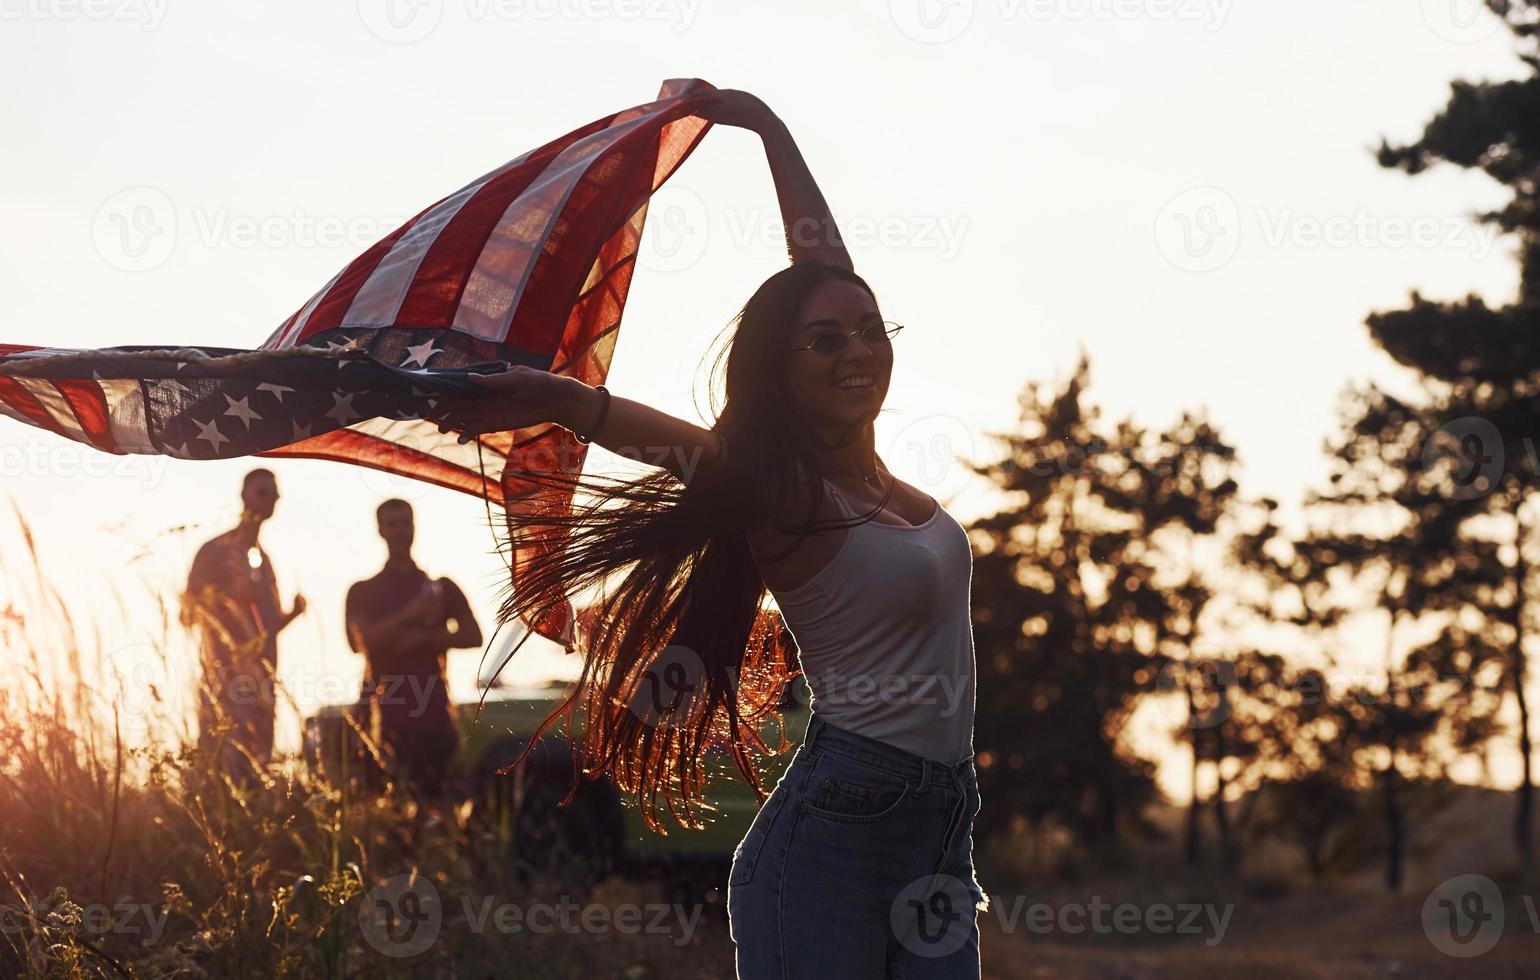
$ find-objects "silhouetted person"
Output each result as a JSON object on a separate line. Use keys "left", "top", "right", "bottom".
{"left": 181, "top": 468, "right": 306, "bottom": 783}
{"left": 345, "top": 499, "right": 482, "bottom": 797}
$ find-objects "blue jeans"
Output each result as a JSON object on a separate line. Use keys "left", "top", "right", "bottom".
{"left": 727, "top": 713, "right": 989, "bottom": 978}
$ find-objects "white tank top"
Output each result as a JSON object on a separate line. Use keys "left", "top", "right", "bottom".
{"left": 764, "top": 477, "right": 976, "bottom": 764}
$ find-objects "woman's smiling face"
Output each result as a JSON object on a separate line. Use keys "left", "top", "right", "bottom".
{"left": 785, "top": 278, "right": 892, "bottom": 438}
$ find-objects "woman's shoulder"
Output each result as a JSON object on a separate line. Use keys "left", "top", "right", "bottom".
{"left": 754, "top": 459, "right": 839, "bottom": 523}
{"left": 744, "top": 461, "right": 848, "bottom": 584}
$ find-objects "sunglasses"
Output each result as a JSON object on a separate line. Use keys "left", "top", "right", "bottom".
{"left": 790, "top": 320, "right": 905, "bottom": 355}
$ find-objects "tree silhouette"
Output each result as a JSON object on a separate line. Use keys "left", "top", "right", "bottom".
{"left": 1369, "top": 0, "right": 1540, "bottom": 869}
{"left": 1129, "top": 411, "right": 1245, "bottom": 870}
{"left": 967, "top": 353, "right": 1238, "bottom": 861}
{"left": 1290, "top": 384, "right": 1504, "bottom": 888}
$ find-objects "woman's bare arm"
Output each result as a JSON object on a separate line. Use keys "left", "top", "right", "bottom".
{"left": 553, "top": 377, "right": 726, "bottom": 486}
{"left": 759, "top": 114, "right": 853, "bottom": 271}
{"left": 697, "top": 90, "right": 854, "bottom": 271}
{"left": 432, "top": 366, "right": 726, "bottom": 484}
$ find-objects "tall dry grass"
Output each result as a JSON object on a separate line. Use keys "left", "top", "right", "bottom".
{"left": 0, "top": 506, "right": 733, "bottom": 979}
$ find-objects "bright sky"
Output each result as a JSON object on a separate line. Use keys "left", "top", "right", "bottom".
{"left": 0, "top": 1, "right": 1531, "bottom": 799}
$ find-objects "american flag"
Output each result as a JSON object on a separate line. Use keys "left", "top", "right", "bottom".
{"left": 0, "top": 77, "right": 718, "bottom": 646}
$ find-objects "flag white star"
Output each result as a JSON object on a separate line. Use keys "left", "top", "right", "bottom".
{"left": 163, "top": 441, "right": 188, "bottom": 458}
{"left": 402, "top": 340, "right": 442, "bottom": 369}
{"left": 324, "top": 337, "right": 363, "bottom": 353}
{"left": 223, "top": 394, "right": 261, "bottom": 430}
{"left": 193, "top": 417, "right": 228, "bottom": 452}
{"left": 256, "top": 382, "right": 294, "bottom": 402}
{"left": 326, "top": 391, "right": 360, "bottom": 424}
{"left": 291, "top": 420, "right": 313, "bottom": 441}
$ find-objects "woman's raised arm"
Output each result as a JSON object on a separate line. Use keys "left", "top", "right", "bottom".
{"left": 695, "top": 89, "right": 854, "bottom": 272}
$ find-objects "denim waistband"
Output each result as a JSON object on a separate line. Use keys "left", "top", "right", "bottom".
{"left": 801, "top": 712, "right": 975, "bottom": 792}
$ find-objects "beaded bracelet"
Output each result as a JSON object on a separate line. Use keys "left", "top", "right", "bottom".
{"left": 574, "top": 385, "right": 610, "bottom": 444}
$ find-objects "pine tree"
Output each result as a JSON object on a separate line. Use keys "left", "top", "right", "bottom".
{"left": 1369, "top": 0, "right": 1540, "bottom": 869}
{"left": 968, "top": 353, "right": 1239, "bottom": 860}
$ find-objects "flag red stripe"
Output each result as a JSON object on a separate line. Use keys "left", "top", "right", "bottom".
{"left": 550, "top": 255, "right": 635, "bottom": 380}
{"left": 256, "top": 428, "right": 506, "bottom": 505}
{"left": 53, "top": 379, "right": 118, "bottom": 452}
{"left": 518, "top": 105, "right": 708, "bottom": 361}
{"left": 505, "top": 119, "right": 671, "bottom": 356}
{"left": 261, "top": 309, "right": 301, "bottom": 349}
{"left": 293, "top": 219, "right": 424, "bottom": 341}
{"left": 0, "top": 377, "right": 68, "bottom": 437}
{"left": 393, "top": 115, "right": 620, "bottom": 334}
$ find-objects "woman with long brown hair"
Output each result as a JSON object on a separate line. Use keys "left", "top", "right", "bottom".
{"left": 433, "top": 88, "right": 988, "bottom": 978}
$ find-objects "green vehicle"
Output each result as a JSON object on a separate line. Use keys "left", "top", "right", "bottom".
{"left": 302, "top": 674, "right": 811, "bottom": 894}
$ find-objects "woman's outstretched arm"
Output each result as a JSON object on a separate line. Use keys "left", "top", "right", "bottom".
{"left": 696, "top": 89, "right": 854, "bottom": 272}
{"left": 430, "top": 366, "right": 724, "bottom": 486}
{"left": 551, "top": 378, "right": 724, "bottom": 486}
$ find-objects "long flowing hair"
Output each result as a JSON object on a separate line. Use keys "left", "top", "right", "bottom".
{"left": 485, "top": 259, "right": 899, "bottom": 833}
